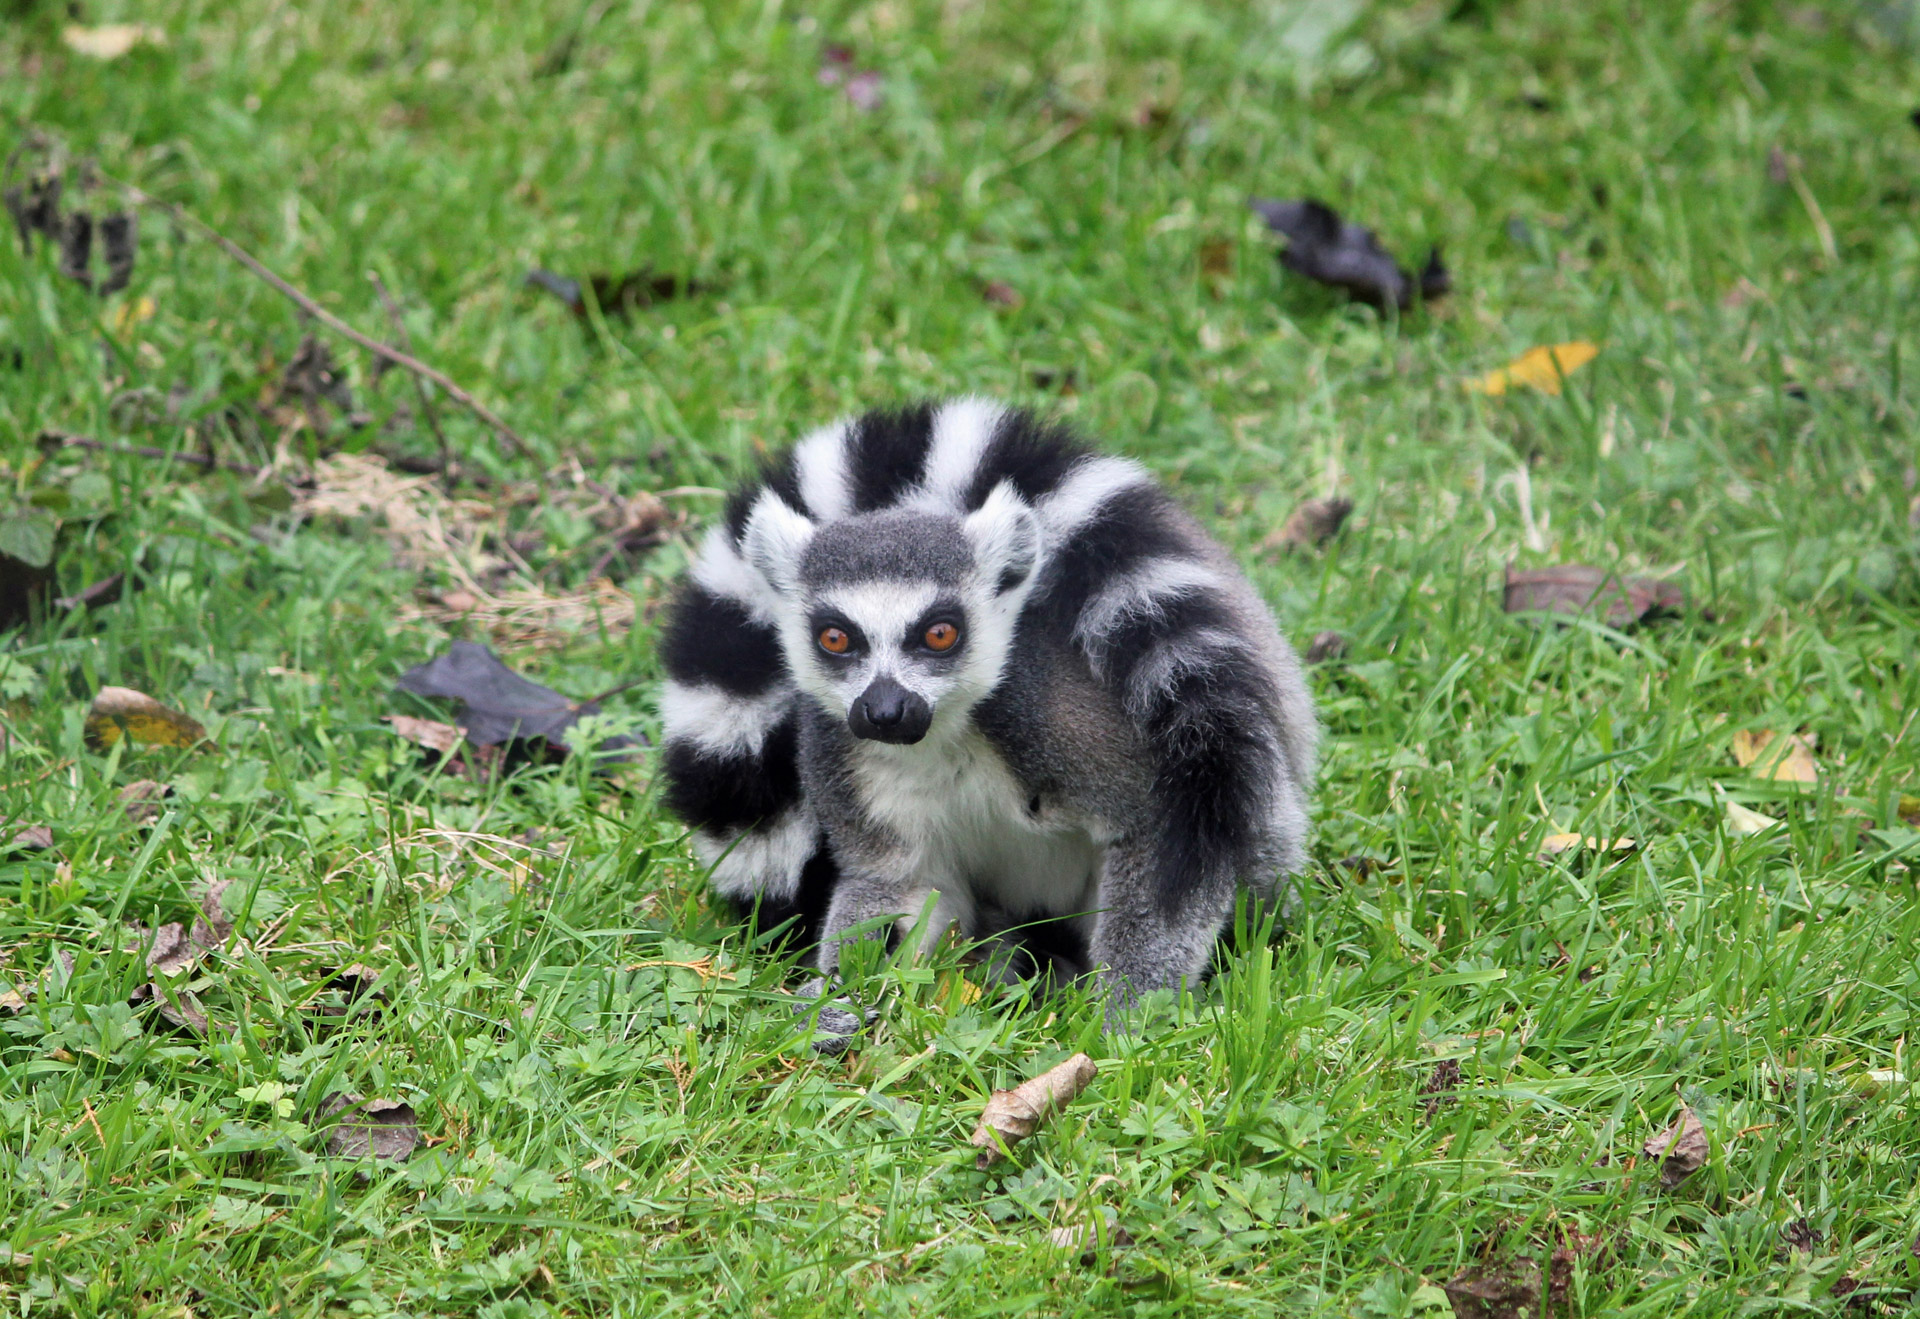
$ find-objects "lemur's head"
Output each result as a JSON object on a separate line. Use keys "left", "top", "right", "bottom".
{"left": 743, "top": 483, "right": 1042, "bottom": 746}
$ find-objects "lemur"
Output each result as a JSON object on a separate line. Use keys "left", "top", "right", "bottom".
{"left": 658, "top": 400, "right": 1318, "bottom": 1034}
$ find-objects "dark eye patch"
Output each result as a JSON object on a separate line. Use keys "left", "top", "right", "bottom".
{"left": 808, "top": 614, "right": 866, "bottom": 657}
{"left": 907, "top": 601, "right": 968, "bottom": 659}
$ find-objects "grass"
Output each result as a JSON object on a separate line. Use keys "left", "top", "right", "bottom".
{"left": 3, "top": 0, "right": 1920, "bottom": 1313}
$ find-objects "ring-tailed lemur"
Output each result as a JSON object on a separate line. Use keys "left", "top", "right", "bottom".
{"left": 658, "top": 400, "right": 1318, "bottom": 1029}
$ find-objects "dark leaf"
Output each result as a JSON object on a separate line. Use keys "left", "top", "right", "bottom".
{"left": 1503, "top": 564, "right": 1684, "bottom": 627}
{"left": 84, "top": 685, "right": 211, "bottom": 752}
{"left": 131, "top": 979, "right": 210, "bottom": 1034}
{"left": 524, "top": 266, "right": 707, "bottom": 319}
{"left": 4, "top": 173, "right": 62, "bottom": 254}
{"left": 1444, "top": 1259, "right": 1542, "bottom": 1319}
{"left": 395, "top": 640, "right": 639, "bottom": 759}
{"left": 1421, "top": 1058, "right": 1462, "bottom": 1120}
{"left": 118, "top": 779, "right": 173, "bottom": 823}
{"left": 1911, "top": 108, "right": 1920, "bottom": 133}
{"left": 1262, "top": 496, "right": 1353, "bottom": 552}
{"left": 58, "top": 210, "right": 93, "bottom": 289}
{"left": 1303, "top": 630, "right": 1346, "bottom": 664}
{"left": 1644, "top": 1104, "right": 1709, "bottom": 1188}
{"left": 1250, "top": 197, "right": 1448, "bottom": 310}
{"left": 56, "top": 572, "right": 125, "bottom": 612}
{"left": 317, "top": 1094, "right": 421, "bottom": 1160}
{"left": 1781, "top": 1219, "right": 1821, "bottom": 1254}
{"left": 280, "top": 333, "right": 359, "bottom": 417}
{"left": 99, "top": 211, "right": 136, "bottom": 295}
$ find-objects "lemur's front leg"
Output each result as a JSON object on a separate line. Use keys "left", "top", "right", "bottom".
{"left": 1087, "top": 838, "right": 1237, "bottom": 1026}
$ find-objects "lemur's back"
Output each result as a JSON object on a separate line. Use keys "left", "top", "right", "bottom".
{"left": 659, "top": 400, "right": 1316, "bottom": 1016}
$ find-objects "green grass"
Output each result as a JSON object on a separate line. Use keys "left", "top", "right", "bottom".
{"left": 4, "top": 0, "right": 1920, "bottom": 1313}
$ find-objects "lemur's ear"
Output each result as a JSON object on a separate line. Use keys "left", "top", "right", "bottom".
{"left": 964, "top": 481, "right": 1042, "bottom": 595}
{"left": 741, "top": 493, "right": 816, "bottom": 593}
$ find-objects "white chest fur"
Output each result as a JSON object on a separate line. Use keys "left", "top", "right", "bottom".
{"left": 850, "top": 728, "right": 1102, "bottom": 919}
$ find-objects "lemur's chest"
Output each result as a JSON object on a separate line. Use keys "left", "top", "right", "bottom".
{"left": 850, "top": 729, "right": 1101, "bottom": 913}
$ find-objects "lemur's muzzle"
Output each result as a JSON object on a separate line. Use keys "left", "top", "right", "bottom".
{"left": 848, "top": 676, "right": 932, "bottom": 745}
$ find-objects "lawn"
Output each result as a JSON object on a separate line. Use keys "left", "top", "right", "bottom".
{"left": 3, "top": 0, "right": 1920, "bottom": 1314}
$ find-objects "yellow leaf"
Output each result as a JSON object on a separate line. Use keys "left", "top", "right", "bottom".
{"left": 1724, "top": 798, "right": 1781, "bottom": 837}
{"left": 84, "top": 686, "right": 210, "bottom": 752}
{"left": 109, "top": 296, "right": 156, "bottom": 337}
{"left": 1465, "top": 341, "right": 1600, "bottom": 396}
{"left": 1730, "top": 729, "right": 1818, "bottom": 785}
{"left": 61, "top": 23, "right": 167, "bottom": 59}
{"left": 1537, "top": 832, "right": 1635, "bottom": 859}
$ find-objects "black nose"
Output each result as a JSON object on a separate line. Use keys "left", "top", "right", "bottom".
{"left": 848, "top": 677, "right": 932, "bottom": 745}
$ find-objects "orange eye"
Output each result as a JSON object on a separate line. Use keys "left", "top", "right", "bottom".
{"left": 923, "top": 622, "right": 960, "bottom": 652}
{"left": 818, "top": 627, "right": 852, "bottom": 655}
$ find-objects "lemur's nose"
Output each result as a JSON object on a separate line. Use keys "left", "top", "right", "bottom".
{"left": 863, "top": 691, "right": 906, "bottom": 726}
{"left": 848, "top": 676, "right": 932, "bottom": 745}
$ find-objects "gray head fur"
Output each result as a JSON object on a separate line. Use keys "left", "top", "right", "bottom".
{"left": 741, "top": 482, "right": 1042, "bottom": 745}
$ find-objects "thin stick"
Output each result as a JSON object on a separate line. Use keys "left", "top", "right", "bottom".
{"left": 45, "top": 432, "right": 267, "bottom": 478}
{"left": 105, "top": 176, "right": 535, "bottom": 462}
{"left": 368, "top": 271, "right": 454, "bottom": 485}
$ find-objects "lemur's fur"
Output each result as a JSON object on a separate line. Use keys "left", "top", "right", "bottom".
{"left": 659, "top": 400, "right": 1317, "bottom": 1019}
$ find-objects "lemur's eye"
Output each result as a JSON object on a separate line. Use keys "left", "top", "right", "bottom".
{"left": 818, "top": 627, "right": 852, "bottom": 655}
{"left": 923, "top": 622, "right": 960, "bottom": 652}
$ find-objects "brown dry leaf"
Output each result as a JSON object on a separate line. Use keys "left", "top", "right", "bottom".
{"left": 1644, "top": 1104, "right": 1710, "bottom": 1188}
{"left": 83, "top": 686, "right": 210, "bottom": 752}
{"left": 1262, "top": 496, "right": 1354, "bottom": 553}
{"left": 1049, "top": 1211, "right": 1132, "bottom": 1258}
{"left": 317, "top": 1094, "right": 421, "bottom": 1160}
{"left": 1444, "top": 1259, "right": 1542, "bottom": 1319}
{"left": 62, "top": 23, "right": 167, "bottom": 58}
{"left": 1465, "top": 341, "right": 1600, "bottom": 396}
{"left": 297, "top": 453, "right": 500, "bottom": 580}
{"left": 1537, "top": 832, "right": 1636, "bottom": 860}
{"left": 970, "top": 1052, "right": 1098, "bottom": 1169}
{"left": 118, "top": 779, "right": 173, "bottom": 823}
{"left": 981, "top": 280, "right": 1023, "bottom": 308}
{"left": 2, "top": 823, "right": 54, "bottom": 852}
{"left": 1503, "top": 564, "right": 1684, "bottom": 627}
{"left": 383, "top": 714, "right": 465, "bottom": 758}
{"left": 1421, "top": 1058, "right": 1462, "bottom": 1121}
{"left": 1731, "top": 729, "right": 1819, "bottom": 785}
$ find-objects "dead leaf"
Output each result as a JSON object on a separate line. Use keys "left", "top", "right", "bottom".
{"left": 1444, "top": 1259, "right": 1542, "bottom": 1319}
{"left": 524, "top": 267, "right": 708, "bottom": 319}
{"left": 1781, "top": 1218, "right": 1822, "bottom": 1254}
{"left": 383, "top": 714, "right": 465, "bottom": 758}
{"left": 130, "top": 979, "right": 210, "bottom": 1033}
{"left": 1421, "top": 1058, "right": 1462, "bottom": 1121}
{"left": 62, "top": 23, "right": 168, "bottom": 59}
{"left": 1643, "top": 1104, "right": 1709, "bottom": 1188}
{"left": 1249, "top": 198, "right": 1449, "bottom": 310}
{"left": 100, "top": 211, "right": 137, "bottom": 295}
{"left": 1502, "top": 564, "right": 1684, "bottom": 627}
{"left": 1466, "top": 341, "right": 1600, "bottom": 396}
{"left": 316, "top": 1094, "right": 421, "bottom": 1160}
{"left": 56, "top": 572, "right": 128, "bottom": 612}
{"left": 1262, "top": 496, "right": 1353, "bottom": 552}
{"left": 1303, "top": 630, "right": 1346, "bottom": 664}
{"left": 395, "top": 640, "right": 640, "bottom": 760}
{"left": 970, "top": 1052, "right": 1097, "bottom": 1169}
{"left": 118, "top": 779, "right": 173, "bottom": 823}
{"left": 1049, "top": 1209, "right": 1132, "bottom": 1258}
{"left": 84, "top": 686, "right": 210, "bottom": 752}
{"left": 303, "top": 964, "right": 388, "bottom": 1022}
{"left": 1536, "top": 832, "right": 1636, "bottom": 860}
{"left": 1731, "top": 729, "right": 1819, "bottom": 785}
{"left": 1, "top": 823, "right": 54, "bottom": 852}
{"left": 1725, "top": 797, "right": 1782, "bottom": 837}
{"left": 981, "top": 280, "right": 1023, "bottom": 308}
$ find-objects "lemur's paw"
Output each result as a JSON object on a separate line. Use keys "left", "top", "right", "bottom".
{"left": 796, "top": 977, "right": 871, "bottom": 1056}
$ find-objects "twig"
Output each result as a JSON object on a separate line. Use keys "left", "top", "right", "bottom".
{"left": 368, "top": 271, "right": 454, "bottom": 486}
{"left": 43, "top": 431, "right": 267, "bottom": 479}
{"left": 103, "top": 175, "right": 535, "bottom": 462}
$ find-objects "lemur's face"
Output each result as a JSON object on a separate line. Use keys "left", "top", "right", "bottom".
{"left": 743, "top": 487, "right": 1042, "bottom": 747}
